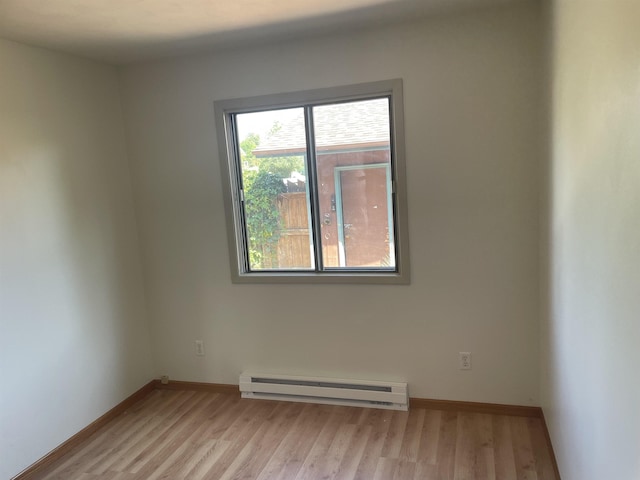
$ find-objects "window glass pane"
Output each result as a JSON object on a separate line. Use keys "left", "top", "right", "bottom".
{"left": 235, "top": 108, "right": 314, "bottom": 271}
{"left": 312, "top": 98, "right": 395, "bottom": 269}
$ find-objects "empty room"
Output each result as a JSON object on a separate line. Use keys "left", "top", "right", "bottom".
{"left": 1, "top": 0, "right": 638, "bottom": 479}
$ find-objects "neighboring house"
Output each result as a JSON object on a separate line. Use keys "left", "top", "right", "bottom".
{"left": 252, "top": 98, "right": 395, "bottom": 269}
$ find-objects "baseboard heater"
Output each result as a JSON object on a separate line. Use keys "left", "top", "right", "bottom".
{"left": 239, "top": 372, "right": 408, "bottom": 411}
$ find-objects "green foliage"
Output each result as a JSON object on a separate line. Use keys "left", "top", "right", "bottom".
{"left": 257, "top": 155, "right": 304, "bottom": 178}
{"left": 239, "top": 129, "right": 304, "bottom": 269}
{"left": 244, "top": 171, "right": 287, "bottom": 269}
{"left": 268, "top": 121, "right": 283, "bottom": 136}
{"left": 240, "top": 131, "right": 303, "bottom": 178}
{"left": 240, "top": 133, "right": 260, "bottom": 165}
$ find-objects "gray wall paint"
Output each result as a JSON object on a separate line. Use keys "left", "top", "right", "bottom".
{"left": 542, "top": 1, "right": 640, "bottom": 478}
{"left": 120, "top": 4, "right": 543, "bottom": 405}
{"left": 0, "top": 39, "right": 154, "bottom": 478}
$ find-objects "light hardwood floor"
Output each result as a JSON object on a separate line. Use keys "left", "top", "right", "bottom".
{"left": 31, "top": 390, "right": 558, "bottom": 480}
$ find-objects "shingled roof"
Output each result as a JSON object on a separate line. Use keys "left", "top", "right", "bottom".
{"left": 253, "top": 98, "right": 390, "bottom": 156}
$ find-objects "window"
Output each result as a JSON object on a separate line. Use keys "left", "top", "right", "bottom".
{"left": 214, "top": 79, "right": 409, "bottom": 284}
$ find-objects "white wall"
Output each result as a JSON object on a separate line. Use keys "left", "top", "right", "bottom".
{"left": 0, "top": 40, "right": 153, "bottom": 479}
{"left": 120, "top": 4, "right": 543, "bottom": 405}
{"left": 541, "top": 1, "right": 640, "bottom": 479}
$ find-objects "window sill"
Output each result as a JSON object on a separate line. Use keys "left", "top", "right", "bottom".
{"left": 231, "top": 270, "right": 410, "bottom": 285}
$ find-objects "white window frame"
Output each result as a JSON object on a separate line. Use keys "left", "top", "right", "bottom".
{"left": 214, "top": 79, "right": 410, "bottom": 284}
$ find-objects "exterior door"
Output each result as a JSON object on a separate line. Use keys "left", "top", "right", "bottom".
{"left": 334, "top": 164, "right": 394, "bottom": 268}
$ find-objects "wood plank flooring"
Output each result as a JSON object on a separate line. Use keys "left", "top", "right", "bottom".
{"left": 29, "top": 390, "right": 558, "bottom": 480}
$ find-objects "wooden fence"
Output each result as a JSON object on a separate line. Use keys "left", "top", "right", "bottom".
{"left": 276, "top": 192, "right": 311, "bottom": 268}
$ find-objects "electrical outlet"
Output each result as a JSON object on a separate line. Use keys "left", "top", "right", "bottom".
{"left": 459, "top": 352, "right": 471, "bottom": 370}
{"left": 195, "top": 340, "right": 205, "bottom": 356}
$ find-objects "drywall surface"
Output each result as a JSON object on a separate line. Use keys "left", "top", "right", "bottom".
{"left": 120, "top": 4, "right": 543, "bottom": 404}
{"left": 541, "top": 1, "right": 640, "bottom": 478}
{"left": 0, "top": 40, "right": 153, "bottom": 478}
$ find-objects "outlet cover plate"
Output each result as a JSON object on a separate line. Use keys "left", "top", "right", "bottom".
{"left": 459, "top": 352, "right": 471, "bottom": 370}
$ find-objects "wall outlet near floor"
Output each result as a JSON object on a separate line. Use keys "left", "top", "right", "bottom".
{"left": 195, "top": 340, "right": 205, "bottom": 356}
{"left": 160, "top": 375, "right": 169, "bottom": 385}
{"left": 459, "top": 352, "right": 472, "bottom": 370}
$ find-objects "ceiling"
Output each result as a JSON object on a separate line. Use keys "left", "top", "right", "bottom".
{"left": 0, "top": 0, "right": 524, "bottom": 64}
